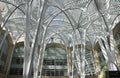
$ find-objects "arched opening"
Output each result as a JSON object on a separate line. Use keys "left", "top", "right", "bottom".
{"left": 42, "top": 43, "right": 68, "bottom": 76}
{"left": 113, "top": 21, "right": 120, "bottom": 67}
{"left": 0, "top": 29, "right": 13, "bottom": 74}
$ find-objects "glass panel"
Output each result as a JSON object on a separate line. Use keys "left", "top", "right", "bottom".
{"left": 97, "top": 45, "right": 106, "bottom": 70}
{"left": 10, "top": 45, "right": 24, "bottom": 75}
{"left": 0, "top": 31, "right": 9, "bottom": 73}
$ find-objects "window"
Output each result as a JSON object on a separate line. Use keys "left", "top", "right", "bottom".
{"left": 1, "top": 53, "right": 7, "bottom": 61}
{"left": 10, "top": 68, "right": 23, "bottom": 75}
{"left": 12, "top": 57, "right": 24, "bottom": 64}
{"left": 43, "top": 59, "right": 67, "bottom": 65}
{"left": 56, "top": 59, "right": 67, "bottom": 65}
{"left": 42, "top": 69, "right": 66, "bottom": 76}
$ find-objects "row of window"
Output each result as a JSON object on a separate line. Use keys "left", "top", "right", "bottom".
{"left": 42, "top": 69, "right": 66, "bottom": 76}
{"left": 10, "top": 68, "right": 23, "bottom": 75}
{"left": 43, "top": 59, "right": 67, "bottom": 65}
{"left": 11, "top": 58, "right": 67, "bottom": 65}
{"left": 9, "top": 68, "right": 67, "bottom": 76}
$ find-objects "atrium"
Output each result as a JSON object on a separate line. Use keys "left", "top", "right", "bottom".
{"left": 0, "top": 0, "right": 120, "bottom": 78}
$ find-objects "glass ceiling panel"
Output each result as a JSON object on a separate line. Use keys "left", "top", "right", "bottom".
{"left": 0, "top": 1, "right": 120, "bottom": 49}
{"left": 0, "top": 0, "right": 120, "bottom": 44}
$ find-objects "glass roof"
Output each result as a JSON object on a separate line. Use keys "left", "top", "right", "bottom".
{"left": 0, "top": 0, "right": 120, "bottom": 77}
{"left": 0, "top": 0, "right": 120, "bottom": 45}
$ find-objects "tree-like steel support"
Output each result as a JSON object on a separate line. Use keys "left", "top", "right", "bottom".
{"left": 0, "top": 0, "right": 120, "bottom": 78}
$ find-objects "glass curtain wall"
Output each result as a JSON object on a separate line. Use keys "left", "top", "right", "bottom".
{"left": 42, "top": 46, "right": 67, "bottom": 76}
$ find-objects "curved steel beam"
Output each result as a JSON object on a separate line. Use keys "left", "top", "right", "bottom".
{"left": 0, "top": 0, "right": 25, "bottom": 14}
{"left": 111, "top": 14, "right": 120, "bottom": 29}
{"left": 46, "top": 5, "right": 76, "bottom": 32}
{"left": 78, "top": 0, "right": 93, "bottom": 28}
{"left": 0, "top": 3, "right": 24, "bottom": 29}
